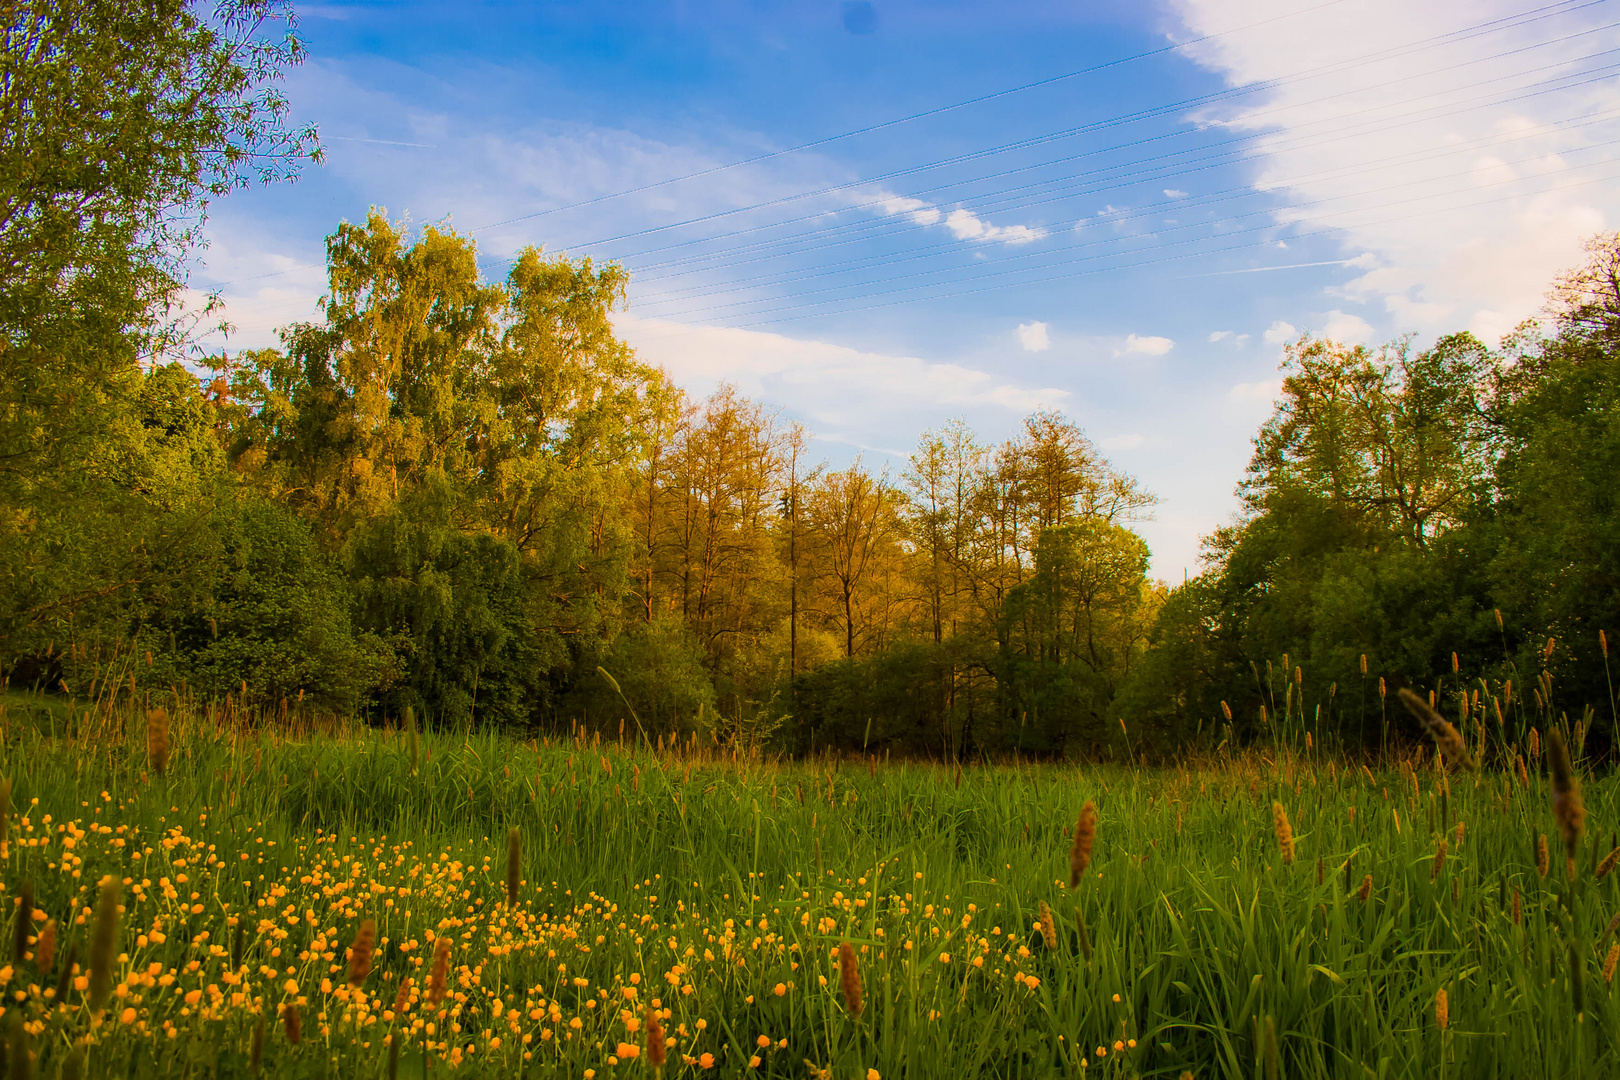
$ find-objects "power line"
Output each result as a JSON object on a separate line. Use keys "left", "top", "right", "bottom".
{"left": 468, "top": 0, "right": 1363, "bottom": 233}
{"left": 624, "top": 160, "right": 1620, "bottom": 333}
{"left": 633, "top": 120, "right": 1620, "bottom": 319}
{"left": 625, "top": 63, "right": 1620, "bottom": 303}
{"left": 548, "top": 0, "right": 1609, "bottom": 256}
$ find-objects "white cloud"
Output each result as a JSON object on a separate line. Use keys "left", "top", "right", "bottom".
{"left": 872, "top": 190, "right": 1044, "bottom": 245}
{"left": 1115, "top": 333, "right": 1175, "bottom": 357}
{"left": 1101, "top": 433, "right": 1145, "bottom": 450}
{"left": 1208, "top": 330, "right": 1233, "bottom": 342}
{"left": 878, "top": 193, "right": 941, "bottom": 226}
{"left": 615, "top": 314, "right": 1068, "bottom": 446}
{"left": 1167, "top": 0, "right": 1620, "bottom": 340}
{"left": 1321, "top": 310, "right": 1375, "bottom": 344}
{"left": 943, "top": 207, "right": 1044, "bottom": 245}
{"left": 1228, "top": 379, "right": 1283, "bottom": 403}
{"left": 1263, "top": 319, "right": 1298, "bottom": 345}
{"left": 1164, "top": 188, "right": 1189, "bottom": 198}
{"left": 1017, "top": 320, "right": 1051, "bottom": 352}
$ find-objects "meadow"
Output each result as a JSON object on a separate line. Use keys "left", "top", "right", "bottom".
{"left": 0, "top": 684, "right": 1616, "bottom": 1079}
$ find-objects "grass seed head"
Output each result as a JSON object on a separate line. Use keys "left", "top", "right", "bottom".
{"left": 838, "top": 941, "right": 864, "bottom": 1017}
{"left": 1547, "top": 728, "right": 1585, "bottom": 859}
{"left": 250, "top": 1015, "right": 265, "bottom": 1073}
{"left": 1398, "top": 689, "right": 1475, "bottom": 769}
{"left": 1606, "top": 943, "right": 1619, "bottom": 985}
{"left": 146, "top": 707, "right": 171, "bottom": 777}
{"left": 645, "top": 1006, "right": 666, "bottom": 1066}
{"left": 506, "top": 827, "right": 521, "bottom": 908}
{"left": 1070, "top": 802, "right": 1097, "bottom": 887}
{"left": 393, "top": 976, "right": 413, "bottom": 1015}
{"left": 347, "top": 918, "right": 376, "bottom": 987}
{"left": 1431, "top": 839, "right": 1447, "bottom": 880}
{"left": 281, "top": 1003, "right": 301, "bottom": 1045}
{"left": 1435, "top": 988, "right": 1449, "bottom": 1029}
{"left": 427, "top": 938, "right": 452, "bottom": 1006}
{"left": 88, "top": 875, "right": 121, "bottom": 1013}
{"left": 1537, "top": 834, "right": 1550, "bottom": 878}
{"left": 1038, "top": 901, "right": 1057, "bottom": 950}
{"left": 1357, "top": 874, "right": 1372, "bottom": 902}
{"left": 1597, "top": 846, "right": 1620, "bottom": 879}
{"left": 1271, "top": 802, "right": 1296, "bottom": 864}
{"left": 13, "top": 880, "right": 32, "bottom": 965}
{"left": 34, "top": 919, "right": 54, "bottom": 973}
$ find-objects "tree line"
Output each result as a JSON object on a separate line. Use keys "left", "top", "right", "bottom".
{"left": 4, "top": 2, "right": 1616, "bottom": 757}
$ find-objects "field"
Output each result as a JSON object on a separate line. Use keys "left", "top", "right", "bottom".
{"left": 0, "top": 691, "right": 1617, "bottom": 1079}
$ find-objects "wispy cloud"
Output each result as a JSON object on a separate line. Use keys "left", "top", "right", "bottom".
{"left": 872, "top": 189, "right": 1045, "bottom": 245}
{"left": 615, "top": 313, "right": 1068, "bottom": 449}
{"left": 1167, "top": 0, "right": 1620, "bottom": 343}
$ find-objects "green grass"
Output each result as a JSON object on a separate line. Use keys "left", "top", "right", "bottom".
{"left": 0, "top": 692, "right": 1616, "bottom": 1078}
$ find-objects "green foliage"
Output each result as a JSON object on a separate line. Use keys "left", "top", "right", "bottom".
{"left": 150, "top": 495, "right": 395, "bottom": 713}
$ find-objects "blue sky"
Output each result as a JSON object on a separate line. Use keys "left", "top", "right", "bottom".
{"left": 195, "top": 0, "right": 1620, "bottom": 576}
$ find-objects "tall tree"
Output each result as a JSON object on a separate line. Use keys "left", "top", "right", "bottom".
{"left": 0, "top": 0, "right": 316, "bottom": 656}
{"left": 804, "top": 462, "right": 905, "bottom": 659}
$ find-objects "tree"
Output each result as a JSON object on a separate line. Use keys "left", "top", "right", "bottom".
{"left": 228, "top": 214, "right": 672, "bottom": 724}
{"left": 804, "top": 462, "right": 906, "bottom": 659}
{"left": 0, "top": 1, "right": 316, "bottom": 662}
{"left": 1248, "top": 334, "right": 1491, "bottom": 549}
{"left": 1, "top": 0, "right": 317, "bottom": 472}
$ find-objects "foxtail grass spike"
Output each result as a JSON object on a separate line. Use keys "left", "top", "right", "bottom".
{"left": 405, "top": 706, "right": 419, "bottom": 773}
{"left": 1069, "top": 802, "right": 1096, "bottom": 887}
{"left": 838, "top": 941, "right": 863, "bottom": 1017}
{"left": 250, "top": 1015, "right": 265, "bottom": 1074}
{"left": 645, "top": 1006, "right": 666, "bottom": 1067}
{"left": 1435, "top": 987, "right": 1449, "bottom": 1029}
{"left": 33, "top": 920, "right": 53, "bottom": 973}
{"left": 1272, "top": 802, "right": 1296, "bottom": 864}
{"left": 0, "top": 778, "right": 10, "bottom": 859}
{"left": 347, "top": 919, "right": 376, "bottom": 987}
{"left": 146, "top": 707, "right": 170, "bottom": 777}
{"left": 1547, "top": 728, "right": 1585, "bottom": 861}
{"left": 1398, "top": 689, "right": 1476, "bottom": 769}
{"left": 281, "top": 1003, "right": 301, "bottom": 1045}
{"left": 427, "top": 938, "right": 452, "bottom": 1007}
{"left": 13, "top": 881, "right": 31, "bottom": 965}
{"left": 1037, "top": 901, "right": 1057, "bottom": 950}
{"left": 87, "top": 876, "right": 120, "bottom": 1013}
{"left": 506, "top": 827, "right": 521, "bottom": 908}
